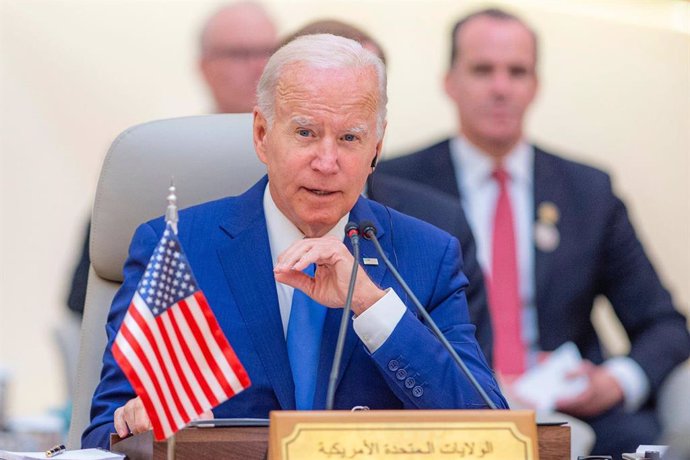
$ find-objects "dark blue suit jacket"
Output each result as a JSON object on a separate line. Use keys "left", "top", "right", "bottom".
{"left": 83, "top": 176, "right": 507, "bottom": 448}
{"left": 366, "top": 173, "right": 493, "bottom": 364}
{"left": 378, "top": 139, "right": 690, "bottom": 397}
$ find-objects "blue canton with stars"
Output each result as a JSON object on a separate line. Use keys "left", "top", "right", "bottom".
{"left": 137, "top": 224, "right": 200, "bottom": 317}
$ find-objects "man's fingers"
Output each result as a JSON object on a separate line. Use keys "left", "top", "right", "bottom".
{"left": 276, "top": 235, "right": 345, "bottom": 273}
{"left": 556, "top": 383, "right": 593, "bottom": 413}
{"left": 124, "top": 400, "right": 138, "bottom": 432}
{"left": 276, "top": 242, "right": 314, "bottom": 272}
{"left": 274, "top": 269, "right": 312, "bottom": 293}
{"left": 130, "top": 403, "right": 152, "bottom": 434}
{"left": 556, "top": 394, "right": 585, "bottom": 410}
{"left": 114, "top": 397, "right": 152, "bottom": 437}
{"left": 274, "top": 235, "right": 380, "bottom": 311}
{"left": 276, "top": 237, "right": 326, "bottom": 269}
{"left": 113, "top": 406, "right": 129, "bottom": 438}
{"left": 564, "top": 361, "right": 592, "bottom": 379}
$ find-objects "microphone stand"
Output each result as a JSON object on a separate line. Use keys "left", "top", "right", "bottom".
{"left": 325, "top": 223, "right": 361, "bottom": 410}
{"left": 360, "top": 221, "right": 497, "bottom": 409}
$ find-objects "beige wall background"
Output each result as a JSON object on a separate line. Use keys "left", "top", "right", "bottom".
{"left": 1, "top": 0, "right": 688, "bottom": 418}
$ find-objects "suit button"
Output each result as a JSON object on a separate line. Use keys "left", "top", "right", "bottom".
{"left": 405, "top": 377, "right": 415, "bottom": 389}
{"left": 412, "top": 386, "right": 424, "bottom": 398}
{"left": 388, "top": 360, "right": 399, "bottom": 371}
{"left": 395, "top": 368, "right": 407, "bottom": 380}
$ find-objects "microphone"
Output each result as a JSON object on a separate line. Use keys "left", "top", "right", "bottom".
{"left": 325, "top": 222, "right": 361, "bottom": 410}
{"left": 359, "top": 220, "right": 497, "bottom": 409}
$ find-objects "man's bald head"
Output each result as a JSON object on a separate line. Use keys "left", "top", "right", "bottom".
{"left": 199, "top": 2, "right": 278, "bottom": 113}
{"left": 449, "top": 8, "right": 538, "bottom": 69}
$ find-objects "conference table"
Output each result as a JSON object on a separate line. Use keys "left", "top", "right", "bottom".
{"left": 113, "top": 422, "right": 570, "bottom": 459}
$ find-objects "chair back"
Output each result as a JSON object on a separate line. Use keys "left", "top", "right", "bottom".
{"left": 68, "top": 113, "right": 264, "bottom": 448}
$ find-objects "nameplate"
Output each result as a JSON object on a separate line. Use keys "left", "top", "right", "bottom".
{"left": 268, "top": 410, "right": 537, "bottom": 460}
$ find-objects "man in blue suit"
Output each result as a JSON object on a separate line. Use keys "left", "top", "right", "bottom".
{"left": 82, "top": 34, "right": 507, "bottom": 448}
{"left": 377, "top": 8, "right": 690, "bottom": 457}
{"left": 280, "top": 19, "right": 495, "bottom": 364}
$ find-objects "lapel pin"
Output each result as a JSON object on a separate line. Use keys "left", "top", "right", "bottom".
{"left": 362, "top": 257, "right": 379, "bottom": 266}
{"left": 534, "top": 221, "right": 560, "bottom": 252}
{"left": 537, "top": 201, "right": 560, "bottom": 225}
{"left": 535, "top": 201, "right": 560, "bottom": 252}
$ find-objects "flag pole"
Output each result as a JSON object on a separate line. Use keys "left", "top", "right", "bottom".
{"left": 113, "top": 178, "right": 250, "bottom": 443}
{"left": 166, "top": 433, "right": 176, "bottom": 460}
{"left": 165, "top": 178, "right": 178, "bottom": 456}
{"left": 165, "top": 178, "right": 179, "bottom": 235}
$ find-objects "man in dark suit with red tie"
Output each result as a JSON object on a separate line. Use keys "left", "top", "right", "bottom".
{"left": 377, "top": 8, "right": 690, "bottom": 457}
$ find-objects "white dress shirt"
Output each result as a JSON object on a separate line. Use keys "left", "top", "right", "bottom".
{"left": 262, "top": 183, "right": 405, "bottom": 353}
{"left": 449, "top": 137, "right": 649, "bottom": 411}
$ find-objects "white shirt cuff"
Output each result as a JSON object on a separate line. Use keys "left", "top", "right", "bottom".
{"left": 604, "top": 356, "right": 650, "bottom": 412}
{"left": 352, "top": 288, "right": 406, "bottom": 353}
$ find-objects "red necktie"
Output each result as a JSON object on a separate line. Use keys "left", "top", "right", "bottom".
{"left": 489, "top": 168, "right": 526, "bottom": 376}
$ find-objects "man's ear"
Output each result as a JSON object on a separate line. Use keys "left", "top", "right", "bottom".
{"left": 199, "top": 56, "right": 215, "bottom": 88}
{"left": 253, "top": 108, "right": 269, "bottom": 165}
{"left": 444, "top": 70, "right": 460, "bottom": 103}
{"left": 371, "top": 121, "right": 387, "bottom": 171}
{"left": 530, "top": 73, "right": 540, "bottom": 105}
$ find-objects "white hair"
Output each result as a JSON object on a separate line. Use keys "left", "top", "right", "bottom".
{"left": 256, "top": 33, "right": 387, "bottom": 138}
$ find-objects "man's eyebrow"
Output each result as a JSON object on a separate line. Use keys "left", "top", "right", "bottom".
{"left": 347, "top": 124, "right": 369, "bottom": 135}
{"left": 290, "top": 116, "right": 316, "bottom": 126}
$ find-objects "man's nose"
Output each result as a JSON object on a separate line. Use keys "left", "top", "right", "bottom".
{"left": 490, "top": 71, "right": 511, "bottom": 96}
{"left": 311, "top": 139, "right": 339, "bottom": 174}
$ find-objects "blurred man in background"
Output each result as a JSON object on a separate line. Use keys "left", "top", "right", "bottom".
{"left": 378, "top": 7, "right": 690, "bottom": 458}
{"left": 281, "top": 19, "right": 386, "bottom": 65}
{"left": 67, "top": 2, "right": 278, "bottom": 319}
{"left": 198, "top": 1, "right": 278, "bottom": 113}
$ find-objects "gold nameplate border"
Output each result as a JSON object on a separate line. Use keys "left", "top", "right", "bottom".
{"left": 269, "top": 410, "right": 538, "bottom": 460}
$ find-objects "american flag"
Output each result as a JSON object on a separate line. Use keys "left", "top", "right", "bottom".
{"left": 112, "top": 223, "right": 251, "bottom": 440}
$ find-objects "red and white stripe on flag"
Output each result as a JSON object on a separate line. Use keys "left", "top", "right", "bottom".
{"left": 113, "top": 290, "right": 251, "bottom": 440}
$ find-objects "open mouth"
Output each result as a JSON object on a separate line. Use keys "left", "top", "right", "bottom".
{"left": 306, "top": 188, "right": 336, "bottom": 196}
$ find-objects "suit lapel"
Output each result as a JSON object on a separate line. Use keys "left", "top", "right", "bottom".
{"left": 216, "top": 187, "right": 392, "bottom": 410}
{"left": 533, "top": 149, "right": 557, "bottom": 315}
{"left": 350, "top": 197, "right": 388, "bottom": 289}
{"left": 215, "top": 177, "right": 295, "bottom": 409}
{"left": 312, "top": 197, "right": 388, "bottom": 408}
{"left": 433, "top": 140, "right": 462, "bottom": 198}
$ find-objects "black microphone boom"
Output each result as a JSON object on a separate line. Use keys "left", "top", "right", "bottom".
{"left": 325, "top": 222, "right": 361, "bottom": 410}
{"left": 359, "top": 220, "right": 497, "bottom": 409}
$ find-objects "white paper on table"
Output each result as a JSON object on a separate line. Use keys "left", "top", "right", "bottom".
{"left": 512, "top": 341, "right": 588, "bottom": 411}
{"left": 0, "top": 448, "right": 124, "bottom": 460}
{"left": 635, "top": 445, "right": 668, "bottom": 455}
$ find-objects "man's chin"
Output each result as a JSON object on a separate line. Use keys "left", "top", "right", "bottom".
{"left": 479, "top": 128, "right": 521, "bottom": 146}
{"left": 297, "top": 210, "right": 348, "bottom": 237}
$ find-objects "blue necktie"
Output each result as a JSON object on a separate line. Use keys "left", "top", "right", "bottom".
{"left": 286, "top": 264, "right": 327, "bottom": 409}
